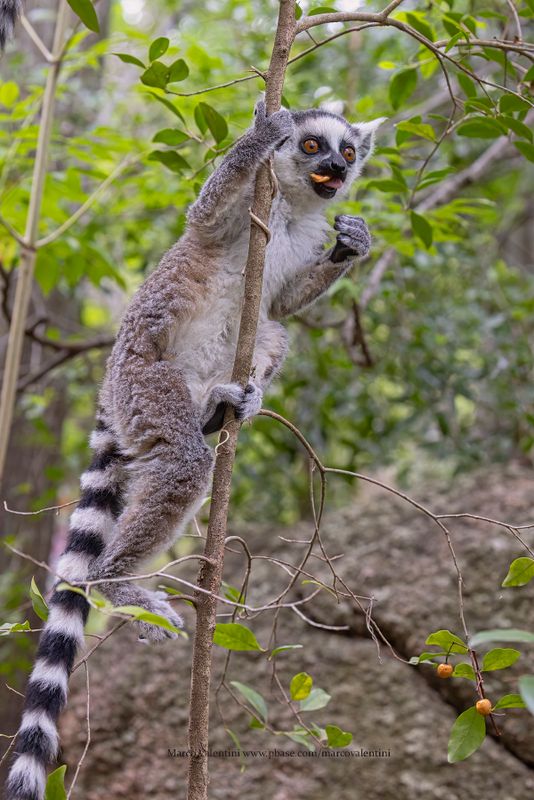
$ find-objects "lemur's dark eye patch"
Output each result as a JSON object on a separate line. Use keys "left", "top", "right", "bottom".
{"left": 302, "top": 138, "right": 320, "bottom": 154}
{"left": 342, "top": 145, "right": 356, "bottom": 163}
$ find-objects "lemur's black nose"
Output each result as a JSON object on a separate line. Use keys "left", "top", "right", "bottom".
{"left": 327, "top": 154, "right": 347, "bottom": 176}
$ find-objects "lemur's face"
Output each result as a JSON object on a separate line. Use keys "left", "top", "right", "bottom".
{"left": 274, "top": 110, "right": 384, "bottom": 202}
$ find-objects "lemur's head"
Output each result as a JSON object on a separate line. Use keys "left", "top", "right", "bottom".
{"left": 274, "top": 109, "right": 384, "bottom": 202}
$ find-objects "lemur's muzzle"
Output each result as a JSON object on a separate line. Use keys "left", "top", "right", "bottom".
{"left": 310, "top": 155, "right": 346, "bottom": 191}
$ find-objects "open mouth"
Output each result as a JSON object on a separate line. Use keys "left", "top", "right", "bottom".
{"left": 309, "top": 172, "right": 344, "bottom": 198}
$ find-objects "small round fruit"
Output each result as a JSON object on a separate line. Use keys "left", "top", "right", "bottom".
{"left": 437, "top": 664, "right": 454, "bottom": 678}
{"left": 476, "top": 699, "right": 492, "bottom": 716}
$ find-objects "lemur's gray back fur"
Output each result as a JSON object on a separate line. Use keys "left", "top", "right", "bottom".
{"left": 6, "top": 100, "right": 382, "bottom": 800}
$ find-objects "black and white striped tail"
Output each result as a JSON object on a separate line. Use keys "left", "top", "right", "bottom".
{"left": 6, "top": 419, "right": 124, "bottom": 800}
{"left": 0, "top": 0, "right": 23, "bottom": 49}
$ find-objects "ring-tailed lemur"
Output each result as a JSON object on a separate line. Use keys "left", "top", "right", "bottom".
{"left": 6, "top": 100, "right": 382, "bottom": 800}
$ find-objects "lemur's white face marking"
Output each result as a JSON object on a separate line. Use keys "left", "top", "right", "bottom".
{"left": 273, "top": 110, "right": 384, "bottom": 203}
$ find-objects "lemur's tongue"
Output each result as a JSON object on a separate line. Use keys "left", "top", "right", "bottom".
{"left": 310, "top": 172, "right": 343, "bottom": 190}
{"left": 323, "top": 176, "right": 343, "bottom": 189}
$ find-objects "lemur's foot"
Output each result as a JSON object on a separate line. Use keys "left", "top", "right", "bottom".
{"left": 331, "top": 215, "right": 371, "bottom": 263}
{"left": 202, "top": 382, "right": 263, "bottom": 434}
{"left": 135, "top": 590, "right": 184, "bottom": 644}
{"left": 236, "top": 382, "right": 263, "bottom": 421}
{"left": 101, "top": 583, "right": 183, "bottom": 643}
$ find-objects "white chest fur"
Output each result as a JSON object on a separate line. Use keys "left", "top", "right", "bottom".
{"left": 168, "top": 195, "right": 330, "bottom": 407}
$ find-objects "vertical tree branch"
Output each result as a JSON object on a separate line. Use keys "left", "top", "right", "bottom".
{"left": 0, "top": 0, "right": 68, "bottom": 483}
{"left": 186, "top": 2, "right": 296, "bottom": 798}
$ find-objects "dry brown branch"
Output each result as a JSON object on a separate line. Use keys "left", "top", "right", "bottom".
{"left": 66, "top": 662, "right": 91, "bottom": 799}
{"left": 3, "top": 498, "right": 79, "bottom": 516}
{"left": 187, "top": 5, "right": 297, "bottom": 797}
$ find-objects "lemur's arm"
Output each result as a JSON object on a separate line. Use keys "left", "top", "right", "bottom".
{"left": 270, "top": 215, "right": 371, "bottom": 319}
{"left": 187, "top": 101, "right": 293, "bottom": 234}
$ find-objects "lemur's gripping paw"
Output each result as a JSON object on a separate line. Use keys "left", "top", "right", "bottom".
{"left": 136, "top": 591, "right": 184, "bottom": 644}
{"left": 254, "top": 99, "right": 294, "bottom": 147}
{"left": 331, "top": 215, "right": 371, "bottom": 263}
{"left": 236, "top": 382, "right": 263, "bottom": 422}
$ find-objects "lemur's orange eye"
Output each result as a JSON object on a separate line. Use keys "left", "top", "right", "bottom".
{"left": 342, "top": 145, "right": 356, "bottom": 163}
{"left": 302, "top": 138, "right": 320, "bottom": 154}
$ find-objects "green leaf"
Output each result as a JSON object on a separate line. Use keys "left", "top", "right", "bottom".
{"left": 411, "top": 211, "right": 433, "bottom": 249}
{"left": 499, "top": 94, "right": 531, "bottom": 114}
{"left": 389, "top": 68, "right": 418, "bottom": 111}
{"left": 447, "top": 707, "right": 486, "bottom": 762}
{"left": 499, "top": 116, "right": 533, "bottom": 142}
{"left": 309, "top": 6, "right": 338, "bottom": 15}
{"left": 112, "top": 605, "right": 183, "bottom": 635}
{"left": 325, "top": 724, "right": 353, "bottom": 748}
{"left": 149, "top": 37, "right": 170, "bottom": 62}
{"left": 140, "top": 61, "right": 169, "bottom": 89}
{"left": 197, "top": 102, "right": 228, "bottom": 143}
{"left": 168, "top": 59, "right": 189, "bottom": 83}
{"left": 502, "top": 557, "right": 534, "bottom": 587}
{"left": 445, "top": 31, "right": 464, "bottom": 52}
{"left": 493, "top": 694, "right": 526, "bottom": 710}
{"left": 0, "top": 81, "right": 19, "bottom": 107}
{"left": 30, "top": 577, "right": 49, "bottom": 622}
{"left": 405, "top": 12, "right": 435, "bottom": 41}
{"left": 44, "top": 765, "right": 67, "bottom": 800}
{"left": 290, "top": 672, "right": 313, "bottom": 701}
{"left": 396, "top": 120, "right": 436, "bottom": 141}
{"left": 0, "top": 620, "right": 31, "bottom": 636}
{"left": 284, "top": 730, "right": 314, "bottom": 750}
{"left": 457, "top": 118, "right": 506, "bottom": 139}
{"left": 519, "top": 675, "right": 534, "bottom": 715}
{"left": 113, "top": 53, "right": 145, "bottom": 68}
{"left": 514, "top": 141, "right": 534, "bottom": 163}
{"left": 471, "top": 629, "right": 534, "bottom": 646}
{"left": 66, "top": 0, "right": 99, "bottom": 33}
{"left": 300, "top": 687, "right": 331, "bottom": 711}
{"left": 55, "top": 582, "right": 88, "bottom": 598}
{"left": 367, "top": 179, "right": 407, "bottom": 193}
{"left": 230, "top": 681, "right": 268, "bottom": 722}
{"left": 457, "top": 73, "right": 477, "bottom": 98}
{"left": 152, "top": 128, "right": 190, "bottom": 146}
{"left": 415, "top": 651, "right": 448, "bottom": 663}
{"left": 482, "top": 648, "right": 520, "bottom": 671}
{"left": 213, "top": 622, "right": 262, "bottom": 651}
{"left": 453, "top": 663, "right": 476, "bottom": 680}
{"left": 148, "top": 151, "right": 190, "bottom": 173}
{"left": 220, "top": 582, "right": 244, "bottom": 605}
{"left": 425, "top": 630, "right": 468, "bottom": 654}
{"left": 146, "top": 91, "right": 185, "bottom": 122}
{"left": 269, "top": 644, "right": 303, "bottom": 659}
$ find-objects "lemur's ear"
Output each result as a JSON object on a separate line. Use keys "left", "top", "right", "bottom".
{"left": 352, "top": 117, "right": 387, "bottom": 162}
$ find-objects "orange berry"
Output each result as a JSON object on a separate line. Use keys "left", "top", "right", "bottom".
{"left": 437, "top": 663, "right": 454, "bottom": 678}
{"left": 476, "top": 699, "right": 492, "bottom": 716}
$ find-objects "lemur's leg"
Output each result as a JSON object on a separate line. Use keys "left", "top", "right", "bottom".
{"left": 201, "top": 323, "right": 288, "bottom": 435}
{"left": 270, "top": 216, "right": 371, "bottom": 319}
{"left": 87, "top": 361, "right": 214, "bottom": 642}
{"left": 187, "top": 100, "right": 294, "bottom": 233}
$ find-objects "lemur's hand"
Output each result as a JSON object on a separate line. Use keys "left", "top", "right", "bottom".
{"left": 253, "top": 99, "right": 294, "bottom": 148}
{"left": 331, "top": 215, "right": 371, "bottom": 264}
